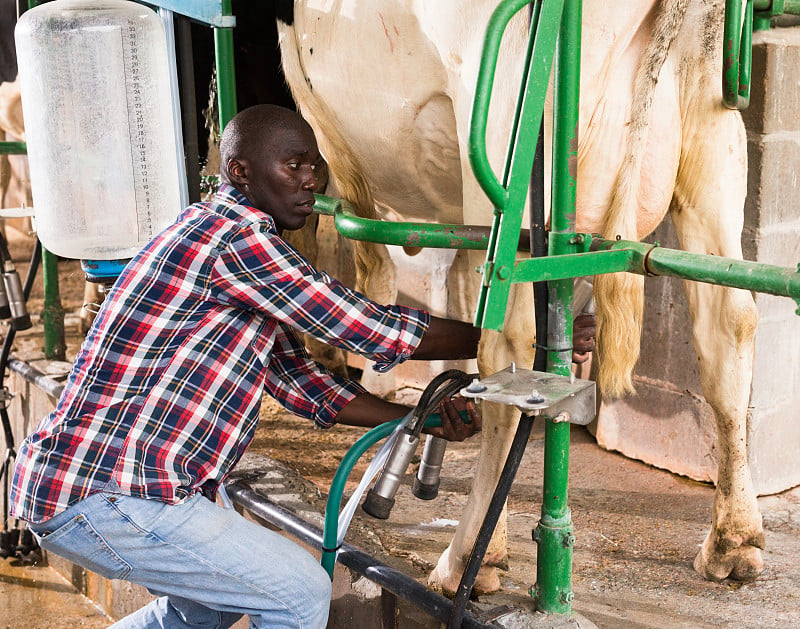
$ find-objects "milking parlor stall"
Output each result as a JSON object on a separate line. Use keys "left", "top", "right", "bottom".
{"left": 2, "top": 0, "right": 800, "bottom": 627}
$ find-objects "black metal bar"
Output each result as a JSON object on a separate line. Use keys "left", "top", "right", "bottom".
{"left": 6, "top": 359, "right": 65, "bottom": 400}
{"left": 447, "top": 413, "right": 537, "bottom": 629}
{"left": 225, "top": 481, "right": 490, "bottom": 629}
{"left": 175, "top": 12, "right": 201, "bottom": 204}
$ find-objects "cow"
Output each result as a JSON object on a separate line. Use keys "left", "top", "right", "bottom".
{"left": 276, "top": 0, "right": 763, "bottom": 594}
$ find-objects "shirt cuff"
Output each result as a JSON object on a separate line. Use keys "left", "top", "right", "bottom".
{"left": 371, "top": 306, "right": 430, "bottom": 373}
{"left": 316, "top": 377, "right": 368, "bottom": 429}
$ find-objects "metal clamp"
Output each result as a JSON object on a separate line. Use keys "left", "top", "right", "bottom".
{"left": 460, "top": 366, "right": 596, "bottom": 424}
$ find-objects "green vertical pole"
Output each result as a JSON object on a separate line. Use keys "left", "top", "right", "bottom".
{"left": 41, "top": 248, "right": 66, "bottom": 361}
{"left": 214, "top": 0, "right": 237, "bottom": 131}
{"left": 20, "top": 0, "right": 65, "bottom": 360}
{"left": 531, "top": 0, "right": 582, "bottom": 615}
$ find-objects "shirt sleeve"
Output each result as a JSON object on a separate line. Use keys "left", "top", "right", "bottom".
{"left": 264, "top": 323, "right": 367, "bottom": 428}
{"left": 209, "top": 223, "right": 430, "bottom": 373}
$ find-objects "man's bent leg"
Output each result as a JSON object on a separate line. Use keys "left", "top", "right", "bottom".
{"left": 29, "top": 492, "right": 331, "bottom": 629}
{"left": 110, "top": 595, "right": 242, "bottom": 629}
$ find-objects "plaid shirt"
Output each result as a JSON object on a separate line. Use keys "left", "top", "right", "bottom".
{"left": 11, "top": 185, "right": 429, "bottom": 523}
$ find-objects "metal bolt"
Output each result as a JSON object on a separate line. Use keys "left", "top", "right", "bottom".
{"left": 560, "top": 591, "right": 574, "bottom": 604}
{"left": 552, "top": 411, "right": 571, "bottom": 423}
{"left": 526, "top": 388, "right": 545, "bottom": 405}
{"left": 496, "top": 265, "right": 511, "bottom": 280}
{"left": 569, "top": 234, "right": 585, "bottom": 245}
{"left": 466, "top": 379, "right": 487, "bottom": 394}
{"left": 562, "top": 532, "right": 575, "bottom": 548}
{"left": 531, "top": 527, "right": 541, "bottom": 543}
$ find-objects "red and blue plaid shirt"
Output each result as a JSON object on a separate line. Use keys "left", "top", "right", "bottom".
{"left": 11, "top": 185, "right": 429, "bottom": 523}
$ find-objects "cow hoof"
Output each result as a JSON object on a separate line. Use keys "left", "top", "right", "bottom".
{"left": 428, "top": 562, "right": 501, "bottom": 597}
{"left": 693, "top": 533, "right": 764, "bottom": 582}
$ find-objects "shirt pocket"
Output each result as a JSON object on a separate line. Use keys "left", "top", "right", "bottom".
{"left": 34, "top": 512, "right": 132, "bottom": 580}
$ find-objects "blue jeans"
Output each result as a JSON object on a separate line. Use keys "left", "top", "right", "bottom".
{"left": 27, "top": 488, "right": 331, "bottom": 629}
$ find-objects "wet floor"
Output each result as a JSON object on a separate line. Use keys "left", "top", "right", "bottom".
{"left": 0, "top": 554, "right": 111, "bottom": 629}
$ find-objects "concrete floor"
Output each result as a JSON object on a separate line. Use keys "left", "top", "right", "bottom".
{"left": 2, "top": 418, "right": 799, "bottom": 628}
{"left": 0, "top": 556, "right": 111, "bottom": 628}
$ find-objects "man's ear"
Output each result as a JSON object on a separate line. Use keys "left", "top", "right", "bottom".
{"left": 226, "top": 158, "right": 249, "bottom": 188}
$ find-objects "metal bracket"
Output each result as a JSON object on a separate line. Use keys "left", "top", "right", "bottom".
{"left": 144, "top": 1, "right": 236, "bottom": 27}
{"left": 460, "top": 366, "right": 596, "bottom": 424}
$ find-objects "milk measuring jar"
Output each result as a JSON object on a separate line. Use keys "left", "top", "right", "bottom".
{"left": 15, "top": 0, "right": 182, "bottom": 260}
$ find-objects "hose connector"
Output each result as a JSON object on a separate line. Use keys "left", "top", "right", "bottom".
{"left": 362, "top": 429, "right": 420, "bottom": 519}
{"left": 412, "top": 435, "right": 448, "bottom": 500}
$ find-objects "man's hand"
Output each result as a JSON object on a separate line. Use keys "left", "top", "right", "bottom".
{"left": 572, "top": 313, "right": 596, "bottom": 364}
{"left": 424, "top": 396, "right": 482, "bottom": 442}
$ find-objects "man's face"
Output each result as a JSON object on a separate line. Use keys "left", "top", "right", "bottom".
{"left": 241, "top": 125, "right": 322, "bottom": 232}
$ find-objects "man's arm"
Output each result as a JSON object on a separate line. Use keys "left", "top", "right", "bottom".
{"left": 413, "top": 313, "right": 596, "bottom": 364}
{"left": 336, "top": 391, "right": 482, "bottom": 441}
{"left": 410, "top": 315, "right": 481, "bottom": 361}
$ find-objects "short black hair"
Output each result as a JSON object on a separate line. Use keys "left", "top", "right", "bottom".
{"left": 220, "top": 105, "right": 312, "bottom": 180}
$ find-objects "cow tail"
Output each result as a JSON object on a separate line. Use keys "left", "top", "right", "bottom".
{"left": 594, "top": 0, "right": 690, "bottom": 398}
{"left": 320, "top": 136, "right": 396, "bottom": 303}
{"left": 278, "top": 22, "right": 395, "bottom": 303}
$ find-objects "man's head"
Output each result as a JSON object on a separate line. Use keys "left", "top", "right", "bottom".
{"left": 220, "top": 105, "right": 321, "bottom": 232}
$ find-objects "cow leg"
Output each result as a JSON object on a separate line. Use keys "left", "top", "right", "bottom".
{"left": 429, "top": 283, "right": 536, "bottom": 595}
{"left": 671, "top": 103, "right": 763, "bottom": 582}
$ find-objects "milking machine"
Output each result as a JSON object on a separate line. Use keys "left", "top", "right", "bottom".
{"left": 361, "top": 370, "right": 476, "bottom": 520}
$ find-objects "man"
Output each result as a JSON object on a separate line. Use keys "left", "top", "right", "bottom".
{"left": 10, "top": 105, "right": 593, "bottom": 628}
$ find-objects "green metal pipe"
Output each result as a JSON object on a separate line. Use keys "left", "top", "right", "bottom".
{"left": 315, "top": 191, "right": 800, "bottom": 312}
{"left": 472, "top": 0, "right": 566, "bottom": 331}
{"left": 213, "top": 0, "right": 237, "bottom": 130}
{"left": 753, "top": 0, "right": 800, "bottom": 14}
{"left": 723, "top": 0, "right": 753, "bottom": 109}
{"left": 591, "top": 238, "right": 800, "bottom": 311}
{"left": 314, "top": 194, "right": 502, "bottom": 250}
{"left": 41, "top": 248, "right": 66, "bottom": 361}
{"left": 0, "top": 142, "right": 27, "bottom": 155}
{"left": 468, "top": 0, "right": 529, "bottom": 210}
{"left": 531, "top": 0, "right": 581, "bottom": 616}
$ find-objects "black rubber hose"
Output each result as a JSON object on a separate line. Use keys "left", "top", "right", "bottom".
{"left": 410, "top": 369, "right": 476, "bottom": 435}
{"left": 446, "top": 413, "right": 537, "bottom": 629}
{"left": 226, "top": 482, "right": 490, "bottom": 629}
{"left": 0, "top": 230, "right": 11, "bottom": 267}
{"left": 530, "top": 118, "right": 548, "bottom": 372}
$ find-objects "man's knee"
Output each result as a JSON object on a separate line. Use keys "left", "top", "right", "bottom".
{"left": 303, "top": 563, "right": 332, "bottom": 625}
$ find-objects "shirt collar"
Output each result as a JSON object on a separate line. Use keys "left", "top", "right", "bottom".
{"left": 210, "top": 183, "right": 277, "bottom": 231}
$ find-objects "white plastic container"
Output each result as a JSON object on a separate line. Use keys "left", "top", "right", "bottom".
{"left": 15, "top": 0, "right": 182, "bottom": 260}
